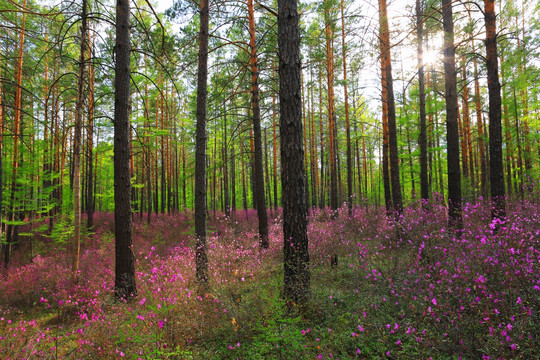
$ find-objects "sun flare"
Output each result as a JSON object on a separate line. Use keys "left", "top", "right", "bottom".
{"left": 423, "top": 49, "right": 440, "bottom": 65}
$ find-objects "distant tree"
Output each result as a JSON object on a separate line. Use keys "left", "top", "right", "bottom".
{"left": 114, "top": 0, "right": 137, "bottom": 301}
{"left": 278, "top": 0, "right": 310, "bottom": 304}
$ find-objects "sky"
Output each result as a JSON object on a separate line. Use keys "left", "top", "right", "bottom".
{"left": 155, "top": 0, "right": 174, "bottom": 14}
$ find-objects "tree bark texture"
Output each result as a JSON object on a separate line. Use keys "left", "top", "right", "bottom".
{"left": 325, "top": 2, "right": 339, "bottom": 213}
{"left": 248, "top": 0, "right": 269, "bottom": 248}
{"left": 72, "top": 0, "right": 88, "bottom": 280}
{"left": 340, "top": 0, "right": 353, "bottom": 216}
{"left": 195, "top": 0, "right": 209, "bottom": 283}
{"left": 416, "top": 0, "right": 429, "bottom": 207}
{"left": 484, "top": 0, "right": 505, "bottom": 221}
{"left": 114, "top": 0, "right": 137, "bottom": 301}
{"left": 278, "top": 0, "right": 310, "bottom": 304}
{"left": 378, "top": 0, "right": 402, "bottom": 217}
{"left": 442, "top": 0, "right": 462, "bottom": 229}
{"left": 5, "top": 0, "right": 27, "bottom": 269}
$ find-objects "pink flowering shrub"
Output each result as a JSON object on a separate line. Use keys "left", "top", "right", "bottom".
{"left": 0, "top": 197, "right": 538, "bottom": 359}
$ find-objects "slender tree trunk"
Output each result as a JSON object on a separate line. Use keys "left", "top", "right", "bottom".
{"left": 310, "top": 70, "right": 319, "bottom": 209}
{"left": 195, "top": 0, "right": 209, "bottom": 283}
{"left": 484, "top": 0, "right": 505, "bottom": 221}
{"left": 340, "top": 0, "right": 353, "bottom": 216}
{"left": 114, "top": 0, "right": 136, "bottom": 301}
{"left": 231, "top": 134, "right": 236, "bottom": 213}
{"left": 87, "top": 30, "right": 95, "bottom": 229}
{"left": 264, "top": 128, "right": 271, "bottom": 210}
{"left": 278, "top": 0, "right": 310, "bottom": 304}
{"left": 5, "top": 0, "right": 27, "bottom": 269}
{"left": 498, "top": 13, "right": 514, "bottom": 198}
{"left": 241, "top": 142, "right": 248, "bottom": 218}
{"left": 318, "top": 64, "right": 325, "bottom": 209}
{"left": 325, "top": 2, "right": 338, "bottom": 213}
{"left": 458, "top": 73, "right": 469, "bottom": 189}
{"left": 461, "top": 64, "right": 475, "bottom": 194}
{"left": 442, "top": 0, "right": 462, "bottom": 229}
{"left": 302, "top": 72, "right": 311, "bottom": 210}
{"left": 379, "top": 0, "right": 402, "bottom": 216}
{"left": 0, "top": 56, "right": 3, "bottom": 251}
{"left": 223, "top": 109, "right": 230, "bottom": 217}
{"left": 416, "top": 0, "right": 429, "bottom": 208}
{"left": 517, "top": 10, "right": 531, "bottom": 175}
{"left": 470, "top": 22, "right": 488, "bottom": 197}
{"left": 72, "top": 0, "right": 88, "bottom": 281}
{"left": 144, "top": 57, "right": 152, "bottom": 222}
{"left": 247, "top": 0, "right": 269, "bottom": 247}
{"left": 272, "top": 79, "right": 278, "bottom": 210}
{"left": 512, "top": 89, "right": 524, "bottom": 195}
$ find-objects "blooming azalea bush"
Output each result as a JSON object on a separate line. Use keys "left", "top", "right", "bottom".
{"left": 0, "top": 196, "right": 538, "bottom": 359}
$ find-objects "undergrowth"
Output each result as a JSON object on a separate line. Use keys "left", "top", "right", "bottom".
{"left": 0, "top": 198, "right": 538, "bottom": 359}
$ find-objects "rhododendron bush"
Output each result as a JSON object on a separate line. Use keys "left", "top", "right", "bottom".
{"left": 1, "top": 198, "right": 538, "bottom": 359}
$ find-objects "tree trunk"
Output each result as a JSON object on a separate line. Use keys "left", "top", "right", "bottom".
{"left": 325, "top": 2, "right": 339, "bottom": 213}
{"left": 484, "top": 0, "right": 505, "bottom": 221}
{"left": 470, "top": 16, "right": 488, "bottom": 198}
{"left": 72, "top": 0, "right": 88, "bottom": 281}
{"left": 416, "top": 0, "right": 429, "bottom": 207}
{"left": 223, "top": 109, "right": 230, "bottom": 217}
{"left": 379, "top": 0, "right": 402, "bottom": 217}
{"left": 114, "top": 0, "right": 137, "bottom": 301}
{"left": 340, "top": 0, "right": 353, "bottom": 216}
{"left": 272, "top": 77, "right": 278, "bottom": 210}
{"left": 87, "top": 29, "right": 95, "bottom": 229}
{"left": 318, "top": 64, "right": 325, "bottom": 209}
{"left": 442, "top": 0, "right": 462, "bottom": 229}
{"left": 278, "top": 0, "right": 310, "bottom": 304}
{"left": 195, "top": 0, "right": 209, "bottom": 283}
{"left": 247, "top": 0, "right": 269, "bottom": 248}
{"left": 0, "top": 54, "right": 3, "bottom": 254}
{"left": 5, "top": 0, "right": 27, "bottom": 269}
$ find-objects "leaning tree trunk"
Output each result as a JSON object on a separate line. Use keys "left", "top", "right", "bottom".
{"left": 442, "top": 0, "right": 462, "bottom": 229}
{"left": 195, "top": 0, "right": 209, "bottom": 283}
{"left": 114, "top": 0, "right": 137, "bottom": 301}
{"left": 484, "top": 0, "right": 505, "bottom": 221}
{"left": 278, "top": 0, "right": 310, "bottom": 304}
{"left": 247, "top": 0, "right": 269, "bottom": 248}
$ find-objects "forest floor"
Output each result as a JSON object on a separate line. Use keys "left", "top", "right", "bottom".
{"left": 0, "top": 195, "right": 538, "bottom": 359}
